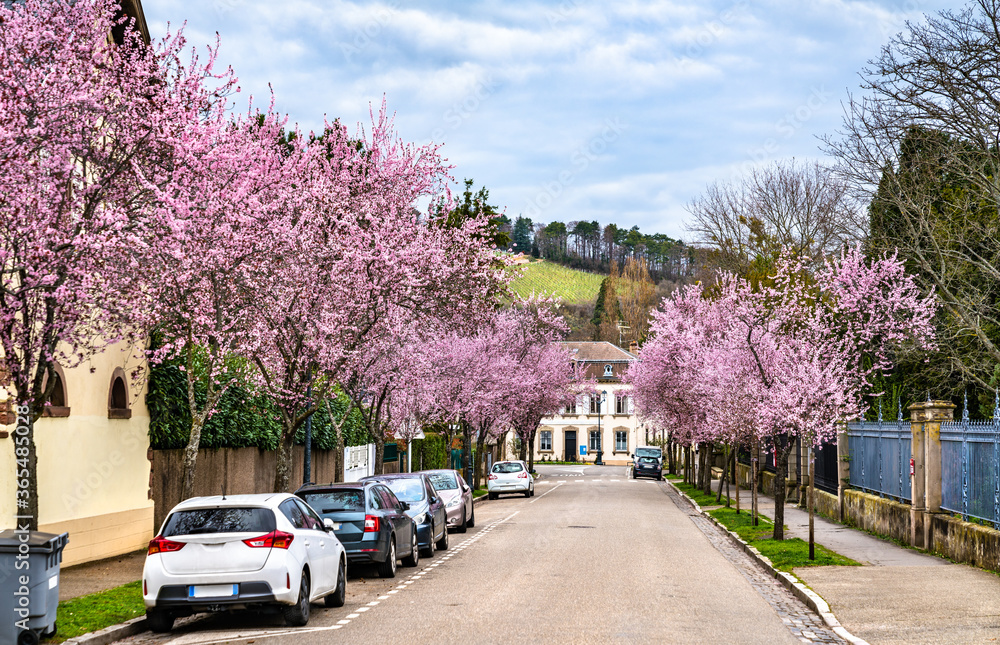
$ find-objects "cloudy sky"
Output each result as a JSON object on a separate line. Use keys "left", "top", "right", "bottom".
{"left": 144, "top": 0, "right": 954, "bottom": 242}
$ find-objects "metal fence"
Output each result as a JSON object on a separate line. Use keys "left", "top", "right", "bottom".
{"left": 847, "top": 404, "right": 911, "bottom": 503}
{"left": 940, "top": 395, "right": 1000, "bottom": 528}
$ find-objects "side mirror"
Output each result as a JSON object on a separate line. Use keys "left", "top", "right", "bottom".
{"left": 400, "top": 501, "right": 410, "bottom": 511}
{"left": 323, "top": 518, "right": 336, "bottom": 532}
{"left": 429, "top": 496, "right": 438, "bottom": 505}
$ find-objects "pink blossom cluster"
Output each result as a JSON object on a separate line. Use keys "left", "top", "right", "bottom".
{"left": 626, "top": 246, "right": 937, "bottom": 450}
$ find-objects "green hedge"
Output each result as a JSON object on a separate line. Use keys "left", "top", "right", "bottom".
{"left": 410, "top": 433, "right": 449, "bottom": 471}
{"left": 146, "top": 361, "right": 369, "bottom": 450}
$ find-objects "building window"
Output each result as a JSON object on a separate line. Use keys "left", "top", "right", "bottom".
{"left": 540, "top": 431, "right": 552, "bottom": 451}
{"left": 589, "top": 430, "right": 601, "bottom": 451}
{"left": 603, "top": 364, "right": 614, "bottom": 377}
{"left": 108, "top": 367, "right": 132, "bottom": 419}
{"left": 615, "top": 431, "right": 628, "bottom": 452}
{"left": 589, "top": 396, "right": 600, "bottom": 415}
{"left": 42, "top": 364, "right": 70, "bottom": 417}
{"left": 616, "top": 394, "right": 628, "bottom": 415}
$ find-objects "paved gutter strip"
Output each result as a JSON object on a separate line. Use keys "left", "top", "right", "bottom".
{"left": 665, "top": 481, "right": 870, "bottom": 645}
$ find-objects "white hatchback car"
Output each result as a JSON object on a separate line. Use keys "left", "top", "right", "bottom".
{"left": 487, "top": 460, "right": 534, "bottom": 499}
{"left": 143, "top": 493, "right": 346, "bottom": 632}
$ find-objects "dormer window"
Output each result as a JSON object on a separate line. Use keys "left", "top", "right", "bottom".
{"left": 603, "top": 364, "right": 614, "bottom": 377}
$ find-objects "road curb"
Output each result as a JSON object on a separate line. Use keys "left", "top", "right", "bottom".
{"left": 61, "top": 615, "right": 148, "bottom": 645}
{"left": 666, "top": 482, "right": 870, "bottom": 645}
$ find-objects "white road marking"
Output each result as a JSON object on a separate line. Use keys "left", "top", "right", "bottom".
{"left": 529, "top": 481, "right": 564, "bottom": 503}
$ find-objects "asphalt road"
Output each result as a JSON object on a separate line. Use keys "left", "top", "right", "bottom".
{"left": 119, "top": 465, "right": 829, "bottom": 645}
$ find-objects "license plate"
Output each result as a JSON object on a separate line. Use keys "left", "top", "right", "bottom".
{"left": 189, "top": 584, "right": 238, "bottom": 599}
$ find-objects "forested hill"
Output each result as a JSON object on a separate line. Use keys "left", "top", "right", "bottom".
{"left": 507, "top": 217, "right": 703, "bottom": 283}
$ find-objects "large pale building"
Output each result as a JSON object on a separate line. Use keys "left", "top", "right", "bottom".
{"left": 533, "top": 341, "right": 642, "bottom": 466}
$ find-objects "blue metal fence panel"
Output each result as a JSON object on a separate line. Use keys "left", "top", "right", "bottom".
{"left": 847, "top": 418, "right": 911, "bottom": 503}
{"left": 940, "top": 415, "right": 1000, "bottom": 528}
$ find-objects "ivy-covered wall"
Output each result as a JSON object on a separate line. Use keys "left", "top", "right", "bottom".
{"left": 146, "top": 361, "right": 370, "bottom": 450}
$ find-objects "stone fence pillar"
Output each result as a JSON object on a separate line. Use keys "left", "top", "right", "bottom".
{"left": 836, "top": 427, "right": 849, "bottom": 522}
{"left": 908, "top": 400, "right": 954, "bottom": 548}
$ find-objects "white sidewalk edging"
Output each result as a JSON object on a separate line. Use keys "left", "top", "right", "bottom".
{"left": 666, "top": 481, "right": 870, "bottom": 645}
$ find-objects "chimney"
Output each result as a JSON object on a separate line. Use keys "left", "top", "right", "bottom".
{"left": 628, "top": 341, "right": 638, "bottom": 354}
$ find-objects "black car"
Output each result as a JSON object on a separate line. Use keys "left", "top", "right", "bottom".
{"left": 632, "top": 455, "right": 662, "bottom": 480}
{"left": 296, "top": 481, "right": 419, "bottom": 578}
{"left": 361, "top": 473, "right": 449, "bottom": 557}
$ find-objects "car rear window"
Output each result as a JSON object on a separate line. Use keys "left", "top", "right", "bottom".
{"left": 428, "top": 472, "right": 458, "bottom": 490}
{"left": 384, "top": 479, "right": 426, "bottom": 503}
{"left": 300, "top": 490, "right": 365, "bottom": 514}
{"left": 639, "top": 457, "right": 658, "bottom": 465}
{"left": 162, "top": 507, "right": 276, "bottom": 537}
{"left": 492, "top": 462, "right": 524, "bottom": 474}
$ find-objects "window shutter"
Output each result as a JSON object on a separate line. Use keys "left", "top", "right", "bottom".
{"left": 627, "top": 396, "right": 634, "bottom": 415}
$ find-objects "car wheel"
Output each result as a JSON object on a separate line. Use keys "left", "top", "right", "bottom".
{"left": 467, "top": 507, "right": 475, "bottom": 528}
{"left": 325, "top": 558, "right": 346, "bottom": 607}
{"left": 402, "top": 530, "right": 420, "bottom": 567}
{"left": 488, "top": 492, "right": 497, "bottom": 500}
{"left": 436, "top": 521, "right": 449, "bottom": 550}
{"left": 377, "top": 537, "right": 397, "bottom": 578}
{"left": 283, "top": 571, "right": 311, "bottom": 627}
{"left": 523, "top": 488, "right": 531, "bottom": 498}
{"left": 420, "top": 525, "right": 436, "bottom": 558}
{"left": 146, "top": 609, "right": 174, "bottom": 633}
{"left": 457, "top": 509, "right": 468, "bottom": 533}
{"left": 530, "top": 486, "right": 535, "bottom": 497}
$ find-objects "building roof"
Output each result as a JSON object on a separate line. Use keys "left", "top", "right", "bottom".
{"left": 561, "top": 341, "right": 636, "bottom": 363}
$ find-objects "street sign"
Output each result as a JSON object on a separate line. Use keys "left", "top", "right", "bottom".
{"left": 580, "top": 445, "right": 587, "bottom": 455}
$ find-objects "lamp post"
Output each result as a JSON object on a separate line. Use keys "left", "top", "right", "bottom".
{"left": 595, "top": 390, "right": 607, "bottom": 465}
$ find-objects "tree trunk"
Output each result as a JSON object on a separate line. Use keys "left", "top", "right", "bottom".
{"left": 474, "top": 428, "right": 488, "bottom": 490}
{"left": 735, "top": 452, "right": 741, "bottom": 515}
{"left": 751, "top": 441, "right": 759, "bottom": 526}
{"left": 181, "top": 414, "right": 207, "bottom": 501}
{"left": 13, "top": 401, "right": 39, "bottom": 531}
{"left": 772, "top": 439, "right": 793, "bottom": 541}
{"left": 703, "top": 444, "right": 713, "bottom": 496}
{"left": 527, "top": 427, "right": 537, "bottom": 472}
{"left": 716, "top": 445, "right": 729, "bottom": 504}
{"left": 462, "top": 421, "right": 473, "bottom": 490}
{"left": 373, "top": 432, "right": 385, "bottom": 475}
{"left": 274, "top": 432, "right": 295, "bottom": 493}
{"left": 667, "top": 439, "right": 676, "bottom": 474}
{"left": 809, "top": 446, "right": 816, "bottom": 560}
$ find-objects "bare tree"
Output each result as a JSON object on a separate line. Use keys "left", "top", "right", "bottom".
{"left": 685, "top": 160, "right": 864, "bottom": 273}
{"left": 823, "top": 0, "right": 1000, "bottom": 389}
{"left": 619, "top": 257, "right": 656, "bottom": 344}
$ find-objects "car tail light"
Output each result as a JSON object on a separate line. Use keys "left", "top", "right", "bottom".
{"left": 147, "top": 536, "right": 185, "bottom": 556}
{"left": 488, "top": 474, "right": 498, "bottom": 481}
{"left": 518, "top": 471, "right": 528, "bottom": 478}
{"left": 364, "top": 515, "right": 380, "bottom": 532}
{"left": 243, "top": 530, "right": 295, "bottom": 549}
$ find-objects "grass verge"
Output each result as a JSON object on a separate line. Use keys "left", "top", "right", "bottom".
{"left": 671, "top": 481, "right": 860, "bottom": 572}
{"left": 50, "top": 580, "right": 144, "bottom": 643}
{"left": 707, "top": 506, "right": 860, "bottom": 571}
{"left": 472, "top": 487, "right": 488, "bottom": 499}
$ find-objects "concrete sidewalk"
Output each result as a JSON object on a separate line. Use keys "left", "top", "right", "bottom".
{"left": 59, "top": 549, "right": 146, "bottom": 601}
{"left": 709, "top": 481, "right": 1000, "bottom": 645}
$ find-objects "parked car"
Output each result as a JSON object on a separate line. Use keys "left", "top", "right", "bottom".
{"left": 142, "top": 493, "right": 346, "bottom": 633}
{"left": 295, "top": 481, "right": 419, "bottom": 578}
{"left": 423, "top": 469, "right": 475, "bottom": 532}
{"left": 632, "top": 455, "right": 662, "bottom": 480}
{"left": 634, "top": 446, "right": 663, "bottom": 469}
{"left": 361, "top": 473, "right": 449, "bottom": 557}
{"left": 487, "top": 460, "right": 534, "bottom": 499}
